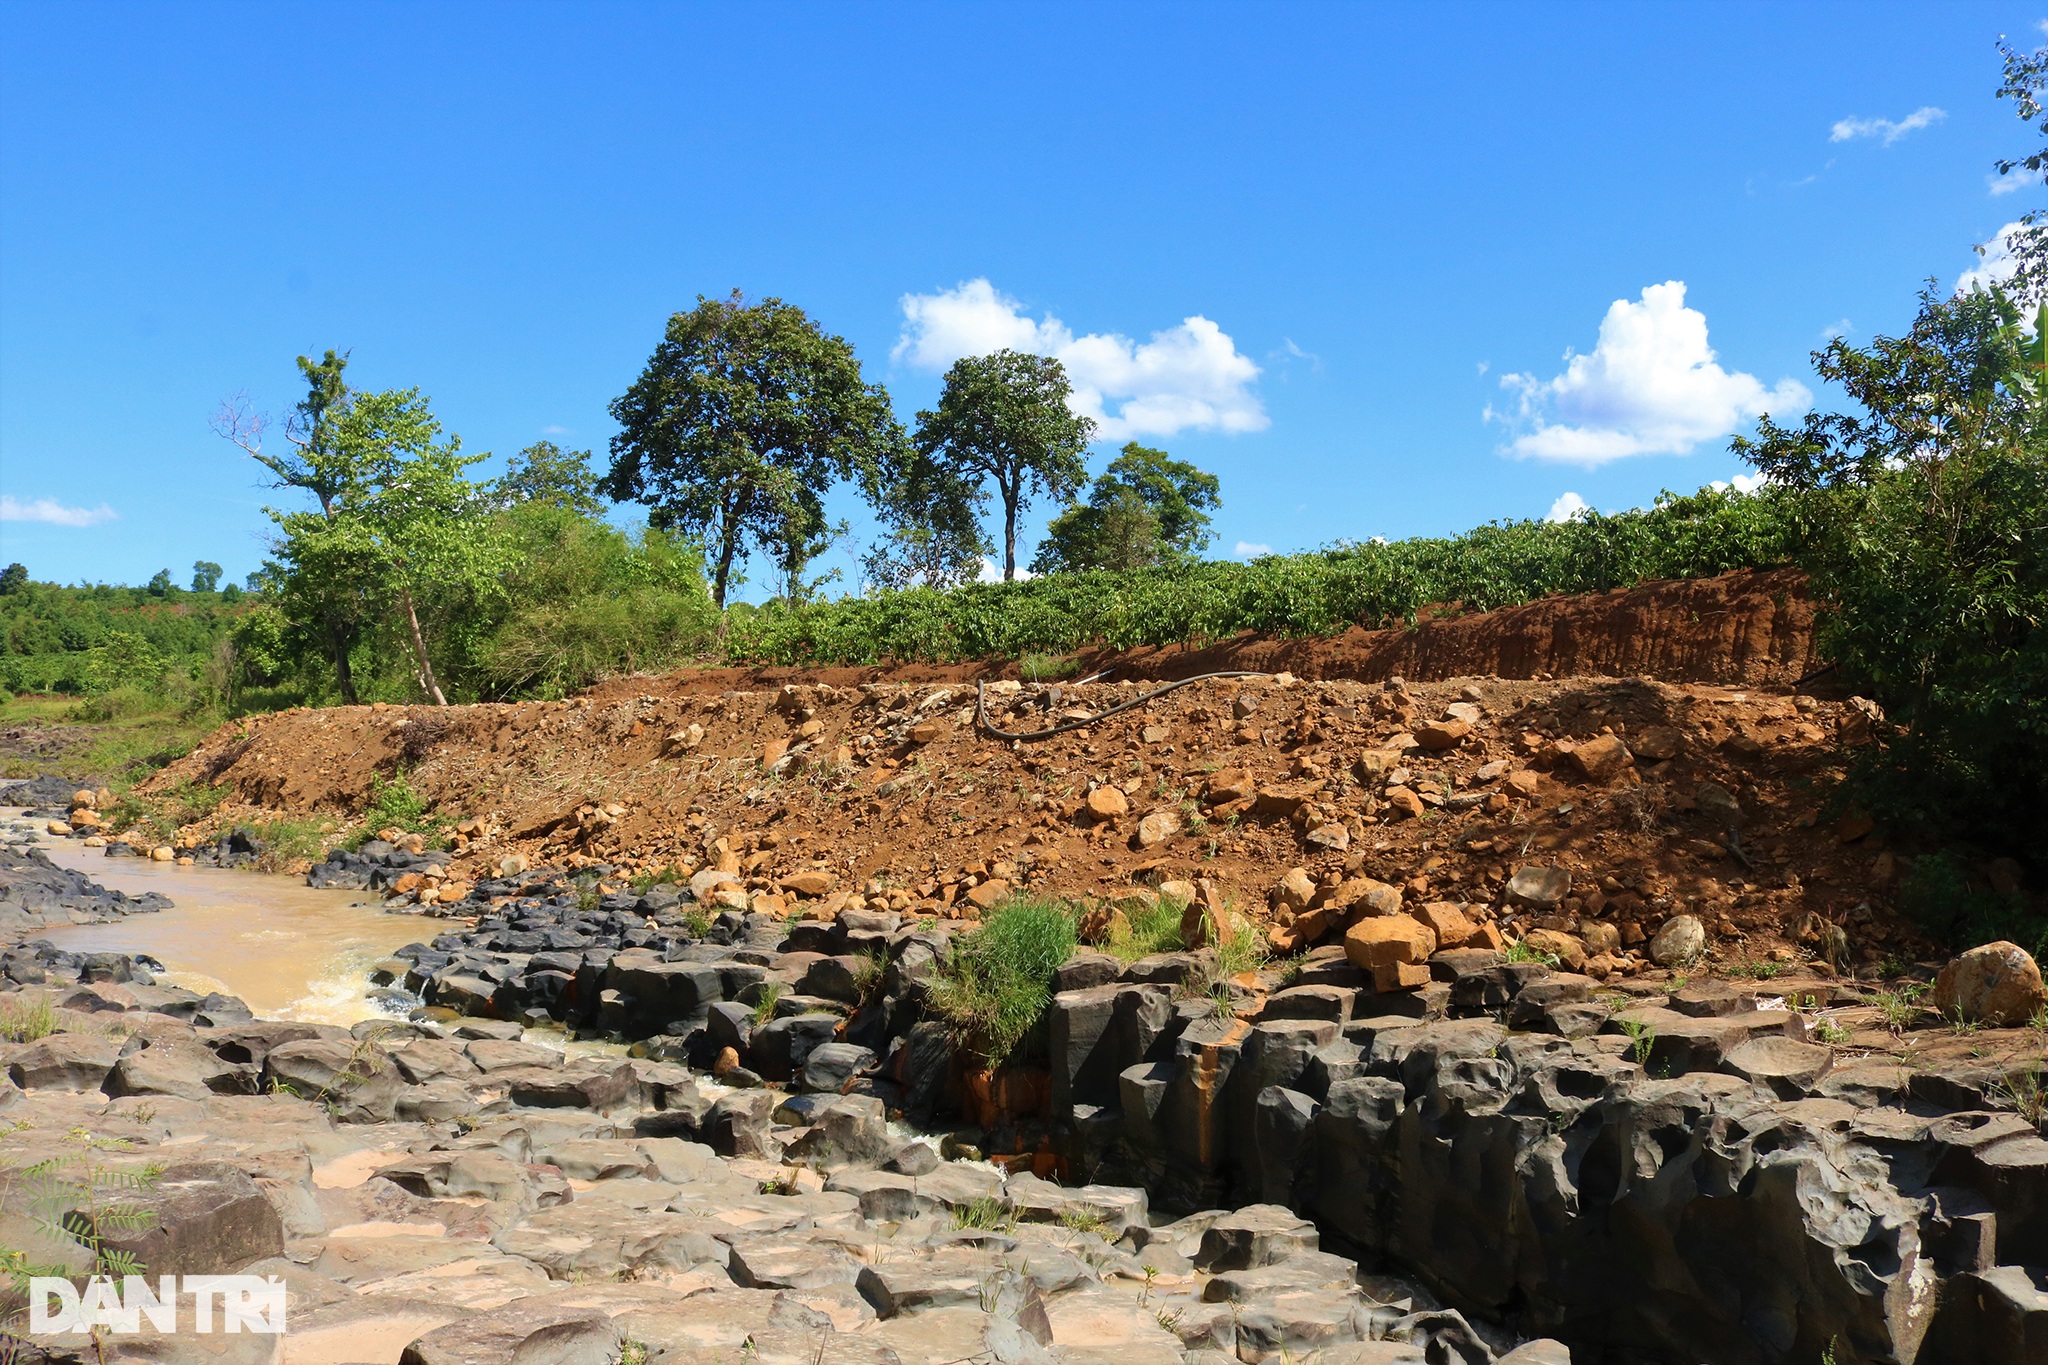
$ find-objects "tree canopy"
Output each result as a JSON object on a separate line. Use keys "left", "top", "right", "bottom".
{"left": 604, "top": 291, "right": 908, "bottom": 608}
{"left": 1032, "top": 442, "right": 1221, "bottom": 574}
{"left": 911, "top": 350, "right": 1096, "bottom": 581}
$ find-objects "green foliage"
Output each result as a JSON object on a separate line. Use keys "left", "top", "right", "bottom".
{"left": 1033, "top": 442, "right": 1221, "bottom": 574}
{"left": 1737, "top": 285, "right": 2048, "bottom": 852}
{"left": 604, "top": 290, "right": 909, "bottom": 608}
{"left": 1503, "top": 939, "right": 1562, "bottom": 967}
{"left": 1101, "top": 897, "right": 1185, "bottom": 964}
{"left": 950, "top": 1195, "right": 1015, "bottom": 1231}
{"left": 250, "top": 820, "right": 329, "bottom": 874}
{"left": 1620, "top": 1017, "right": 1657, "bottom": 1067}
{"left": 190, "top": 561, "right": 223, "bottom": 594}
{"left": 0, "top": 572, "right": 256, "bottom": 701}
{"left": 493, "top": 440, "right": 608, "bottom": 515}
{"left": 912, "top": 349, "right": 1096, "bottom": 582}
{"left": 726, "top": 482, "right": 1800, "bottom": 665}
{"left": 926, "top": 896, "right": 1079, "bottom": 1066}
{"left": 464, "top": 504, "right": 717, "bottom": 700}
{"left": 750, "top": 983, "right": 786, "bottom": 1025}
{"left": 0, "top": 1126, "right": 168, "bottom": 1308}
{"left": 1019, "top": 652, "right": 1080, "bottom": 682}
{"left": 1872, "top": 980, "right": 1930, "bottom": 1033}
{"left": 362, "top": 773, "right": 435, "bottom": 833}
{"left": 1898, "top": 853, "right": 2039, "bottom": 954}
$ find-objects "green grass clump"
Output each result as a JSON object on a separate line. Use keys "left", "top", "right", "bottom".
{"left": 951, "top": 1195, "right": 1015, "bottom": 1231}
{"left": 250, "top": 819, "right": 328, "bottom": 874}
{"left": 927, "top": 896, "right": 1079, "bottom": 1066}
{"left": 1102, "top": 896, "right": 1185, "bottom": 963}
{"left": 1019, "top": 652, "right": 1080, "bottom": 682}
{"left": 0, "top": 993, "right": 57, "bottom": 1043}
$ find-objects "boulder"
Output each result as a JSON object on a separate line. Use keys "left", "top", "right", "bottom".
{"left": 6, "top": 1032, "right": 121, "bottom": 1090}
{"left": 1343, "top": 916, "right": 1436, "bottom": 972}
{"left": 1568, "top": 734, "right": 1634, "bottom": 782}
{"left": 1931, "top": 941, "right": 2048, "bottom": 1028}
{"left": 1506, "top": 865, "right": 1570, "bottom": 909}
{"left": 92, "top": 1161, "right": 285, "bottom": 1275}
{"left": 1649, "top": 915, "right": 1707, "bottom": 967}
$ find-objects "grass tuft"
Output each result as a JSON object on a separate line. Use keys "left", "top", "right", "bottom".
{"left": 926, "top": 895, "right": 1078, "bottom": 1066}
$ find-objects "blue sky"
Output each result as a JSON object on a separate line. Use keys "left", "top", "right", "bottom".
{"left": 2, "top": 2, "right": 2041, "bottom": 595}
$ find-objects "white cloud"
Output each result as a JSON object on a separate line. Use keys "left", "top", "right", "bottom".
{"left": 1829, "top": 106, "right": 1945, "bottom": 146}
{"left": 977, "top": 556, "right": 1035, "bottom": 583}
{"left": 540, "top": 424, "right": 571, "bottom": 436}
{"left": 1545, "top": 492, "right": 1590, "bottom": 523}
{"left": 1234, "top": 540, "right": 1274, "bottom": 558}
{"left": 1491, "top": 281, "right": 1811, "bottom": 465}
{"left": 895, "top": 279, "right": 1267, "bottom": 442}
{"left": 0, "top": 496, "right": 118, "bottom": 527}
{"left": 1958, "top": 220, "right": 2029, "bottom": 294}
{"left": 1709, "top": 473, "right": 1769, "bottom": 495}
{"left": 1990, "top": 168, "right": 2036, "bottom": 197}
{"left": 1820, "top": 319, "right": 1851, "bottom": 341}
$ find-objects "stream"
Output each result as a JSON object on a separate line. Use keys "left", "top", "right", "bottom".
{"left": 22, "top": 826, "right": 430, "bottom": 1025}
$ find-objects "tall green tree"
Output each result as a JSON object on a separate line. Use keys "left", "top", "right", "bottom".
{"left": 1032, "top": 442, "right": 1221, "bottom": 574}
{"left": 860, "top": 458, "right": 990, "bottom": 592}
{"left": 223, "top": 357, "right": 515, "bottom": 708}
{"left": 604, "top": 291, "right": 907, "bottom": 609}
{"left": 265, "top": 389, "right": 514, "bottom": 705}
{"left": 213, "top": 350, "right": 378, "bottom": 701}
{"left": 190, "top": 561, "right": 223, "bottom": 593}
{"left": 1734, "top": 284, "right": 2048, "bottom": 847}
{"left": 911, "top": 350, "right": 1096, "bottom": 581}
{"left": 494, "top": 440, "right": 608, "bottom": 515}
{"left": 1996, "top": 32, "right": 2048, "bottom": 293}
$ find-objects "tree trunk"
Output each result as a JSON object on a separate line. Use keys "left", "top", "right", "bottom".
{"left": 711, "top": 497, "right": 743, "bottom": 610}
{"left": 1001, "top": 476, "right": 1020, "bottom": 582}
{"left": 327, "top": 620, "right": 359, "bottom": 705}
{"left": 398, "top": 586, "right": 448, "bottom": 706}
{"left": 712, "top": 531, "right": 739, "bottom": 610}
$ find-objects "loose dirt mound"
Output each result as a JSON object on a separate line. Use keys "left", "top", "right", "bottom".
{"left": 139, "top": 569, "right": 1923, "bottom": 981}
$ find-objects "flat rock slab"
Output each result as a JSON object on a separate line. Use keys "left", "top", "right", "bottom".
{"left": 399, "top": 1300, "right": 617, "bottom": 1365}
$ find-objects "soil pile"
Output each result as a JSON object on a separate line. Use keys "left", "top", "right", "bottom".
{"left": 138, "top": 570, "right": 1929, "bottom": 978}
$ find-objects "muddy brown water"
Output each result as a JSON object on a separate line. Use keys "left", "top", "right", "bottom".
{"left": 27, "top": 835, "right": 431, "bottom": 1026}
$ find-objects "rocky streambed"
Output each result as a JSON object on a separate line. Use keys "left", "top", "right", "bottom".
{"left": 5, "top": 840, "right": 2048, "bottom": 1362}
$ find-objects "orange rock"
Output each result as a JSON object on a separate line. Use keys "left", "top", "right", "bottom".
{"left": 391, "top": 872, "right": 423, "bottom": 895}
{"left": 1085, "top": 786, "right": 1129, "bottom": 820}
{"left": 1415, "top": 902, "right": 1477, "bottom": 950}
{"left": 762, "top": 738, "right": 789, "bottom": 767}
{"left": 909, "top": 723, "right": 941, "bottom": 744}
{"left": 1504, "top": 769, "right": 1542, "bottom": 797}
{"left": 781, "top": 870, "right": 835, "bottom": 897}
{"left": 1204, "top": 768, "right": 1257, "bottom": 804}
{"left": 1522, "top": 928, "right": 1588, "bottom": 970}
{"left": 1413, "top": 719, "right": 1471, "bottom": 750}
{"left": 1383, "top": 787, "right": 1425, "bottom": 820}
{"left": 1470, "top": 922, "right": 1506, "bottom": 951}
{"left": 1372, "top": 961, "right": 1434, "bottom": 992}
{"left": 1569, "top": 734, "right": 1634, "bottom": 782}
{"left": 1931, "top": 941, "right": 2047, "bottom": 1027}
{"left": 1343, "top": 913, "right": 1437, "bottom": 971}
{"left": 966, "top": 878, "right": 1010, "bottom": 909}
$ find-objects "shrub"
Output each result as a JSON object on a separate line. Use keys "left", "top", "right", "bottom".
{"left": 724, "top": 483, "right": 1801, "bottom": 667}
{"left": 926, "top": 897, "right": 1078, "bottom": 1066}
{"left": 1738, "top": 285, "right": 2048, "bottom": 856}
{"left": 362, "top": 773, "right": 435, "bottom": 833}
